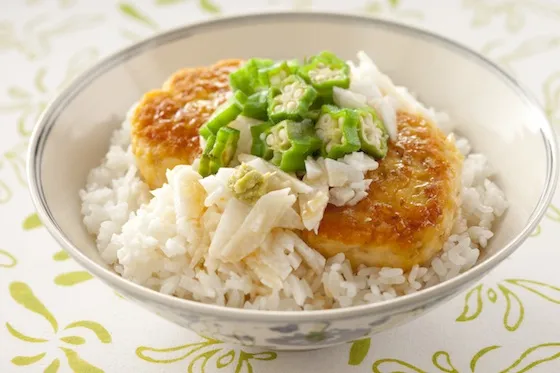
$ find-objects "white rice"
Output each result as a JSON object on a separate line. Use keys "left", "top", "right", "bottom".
{"left": 79, "top": 52, "right": 508, "bottom": 311}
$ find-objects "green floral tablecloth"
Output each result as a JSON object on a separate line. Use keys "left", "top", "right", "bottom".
{"left": 1, "top": 1, "right": 560, "bottom": 372}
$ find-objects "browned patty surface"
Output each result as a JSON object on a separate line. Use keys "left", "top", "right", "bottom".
{"left": 131, "top": 59, "right": 243, "bottom": 189}
{"left": 301, "top": 112, "right": 463, "bottom": 270}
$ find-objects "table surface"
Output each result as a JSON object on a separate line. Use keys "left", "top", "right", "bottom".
{"left": 2, "top": 0, "right": 560, "bottom": 372}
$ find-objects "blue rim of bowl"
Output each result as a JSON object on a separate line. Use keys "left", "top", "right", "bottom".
{"left": 28, "top": 11, "right": 558, "bottom": 322}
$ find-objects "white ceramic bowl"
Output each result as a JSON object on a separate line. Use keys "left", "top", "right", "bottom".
{"left": 28, "top": 12, "right": 558, "bottom": 350}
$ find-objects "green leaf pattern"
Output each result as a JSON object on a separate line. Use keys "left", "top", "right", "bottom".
{"left": 456, "top": 284, "right": 484, "bottom": 322}
{"left": 0, "top": 47, "right": 100, "bottom": 140}
{"left": 118, "top": 2, "right": 159, "bottom": 29}
{"left": 363, "top": 0, "right": 424, "bottom": 20}
{"left": 61, "top": 347, "right": 104, "bottom": 373}
{"left": 524, "top": 204, "right": 560, "bottom": 237}
{"left": 481, "top": 36, "right": 560, "bottom": 75}
{"left": 52, "top": 250, "right": 70, "bottom": 261}
{"left": 348, "top": 338, "right": 371, "bottom": 366}
{"left": 470, "top": 345, "right": 501, "bottom": 372}
{"left": 45, "top": 358, "right": 61, "bottom": 373}
{"left": 463, "top": 0, "right": 560, "bottom": 33}
{"left": 5, "top": 282, "right": 112, "bottom": 372}
{"left": 199, "top": 0, "right": 221, "bottom": 13}
{"left": 371, "top": 343, "right": 560, "bottom": 372}
{"left": 50, "top": 245, "right": 95, "bottom": 287}
{"left": 54, "top": 271, "right": 94, "bottom": 286}
{"left": 136, "top": 337, "right": 277, "bottom": 373}
{"left": 457, "top": 278, "right": 560, "bottom": 332}
{"left": 498, "top": 284, "right": 525, "bottom": 332}
{"left": 543, "top": 72, "right": 560, "bottom": 127}
{"left": 12, "top": 352, "right": 47, "bottom": 366}
{"left": 65, "top": 321, "right": 112, "bottom": 344}
{"left": 0, "top": 141, "right": 28, "bottom": 204}
{"left": 22, "top": 212, "right": 42, "bottom": 230}
{"left": 0, "top": 249, "right": 17, "bottom": 268}
{"left": 0, "top": 14, "right": 103, "bottom": 59}
{"left": 10, "top": 282, "right": 59, "bottom": 332}
{"left": 6, "top": 322, "right": 49, "bottom": 343}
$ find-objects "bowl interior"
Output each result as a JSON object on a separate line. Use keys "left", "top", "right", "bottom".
{"left": 34, "top": 14, "right": 552, "bottom": 299}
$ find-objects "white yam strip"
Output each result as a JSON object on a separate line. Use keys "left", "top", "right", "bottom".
{"left": 219, "top": 188, "right": 296, "bottom": 262}
{"left": 228, "top": 116, "right": 262, "bottom": 157}
{"left": 208, "top": 198, "right": 251, "bottom": 258}
{"left": 333, "top": 86, "right": 368, "bottom": 109}
{"left": 369, "top": 97, "right": 397, "bottom": 141}
{"left": 245, "top": 256, "right": 283, "bottom": 289}
{"left": 299, "top": 187, "right": 329, "bottom": 232}
{"left": 324, "top": 158, "right": 363, "bottom": 187}
{"left": 167, "top": 166, "right": 205, "bottom": 220}
{"left": 277, "top": 207, "right": 304, "bottom": 230}
{"left": 285, "top": 231, "right": 326, "bottom": 274}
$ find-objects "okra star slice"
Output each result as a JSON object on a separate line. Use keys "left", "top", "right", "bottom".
{"left": 198, "top": 125, "right": 213, "bottom": 140}
{"left": 267, "top": 75, "right": 317, "bottom": 123}
{"left": 250, "top": 121, "right": 274, "bottom": 158}
{"left": 287, "top": 59, "right": 300, "bottom": 74}
{"left": 315, "top": 105, "right": 361, "bottom": 159}
{"left": 210, "top": 126, "right": 240, "bottom": 168}
{"left": 198, "top": 127, "right": 240, "bottom": 177}
{"left": 199, "top": 90, "right": 247, "bottom": 137}
{"left": 242, "top": 90, "right": 269, "bottom": 120}
{"left": 305, "top": 109, "right": 321, "bottom": 121}
{"left": 264, "top": 119, "right": 321, "bottom": 172}
{"left": 229, "top": 58, "right": 275, "bottom": 95}
{"left": 258, "top": 61, "right": 293, "bottom": 87}
{"left": 355, "top": 108, "right": 389, "bottom": 159}
{"left": 198, "top": 135, "right": 218, "bottom": 177}
{"left": 299, "top": 51, "right": 350, "bottom": 98}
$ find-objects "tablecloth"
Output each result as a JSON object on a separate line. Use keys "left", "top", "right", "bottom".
{"left": 1, "top": 0, "right": 560, "bottom": 372}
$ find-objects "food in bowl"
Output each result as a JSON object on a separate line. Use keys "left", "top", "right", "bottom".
{"left": 79, "top": 51, "right": 508, "bottom": 311}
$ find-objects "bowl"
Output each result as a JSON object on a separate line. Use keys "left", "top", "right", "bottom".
{"left": 28, "top": 12, "right": 558, "bottom": 350}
